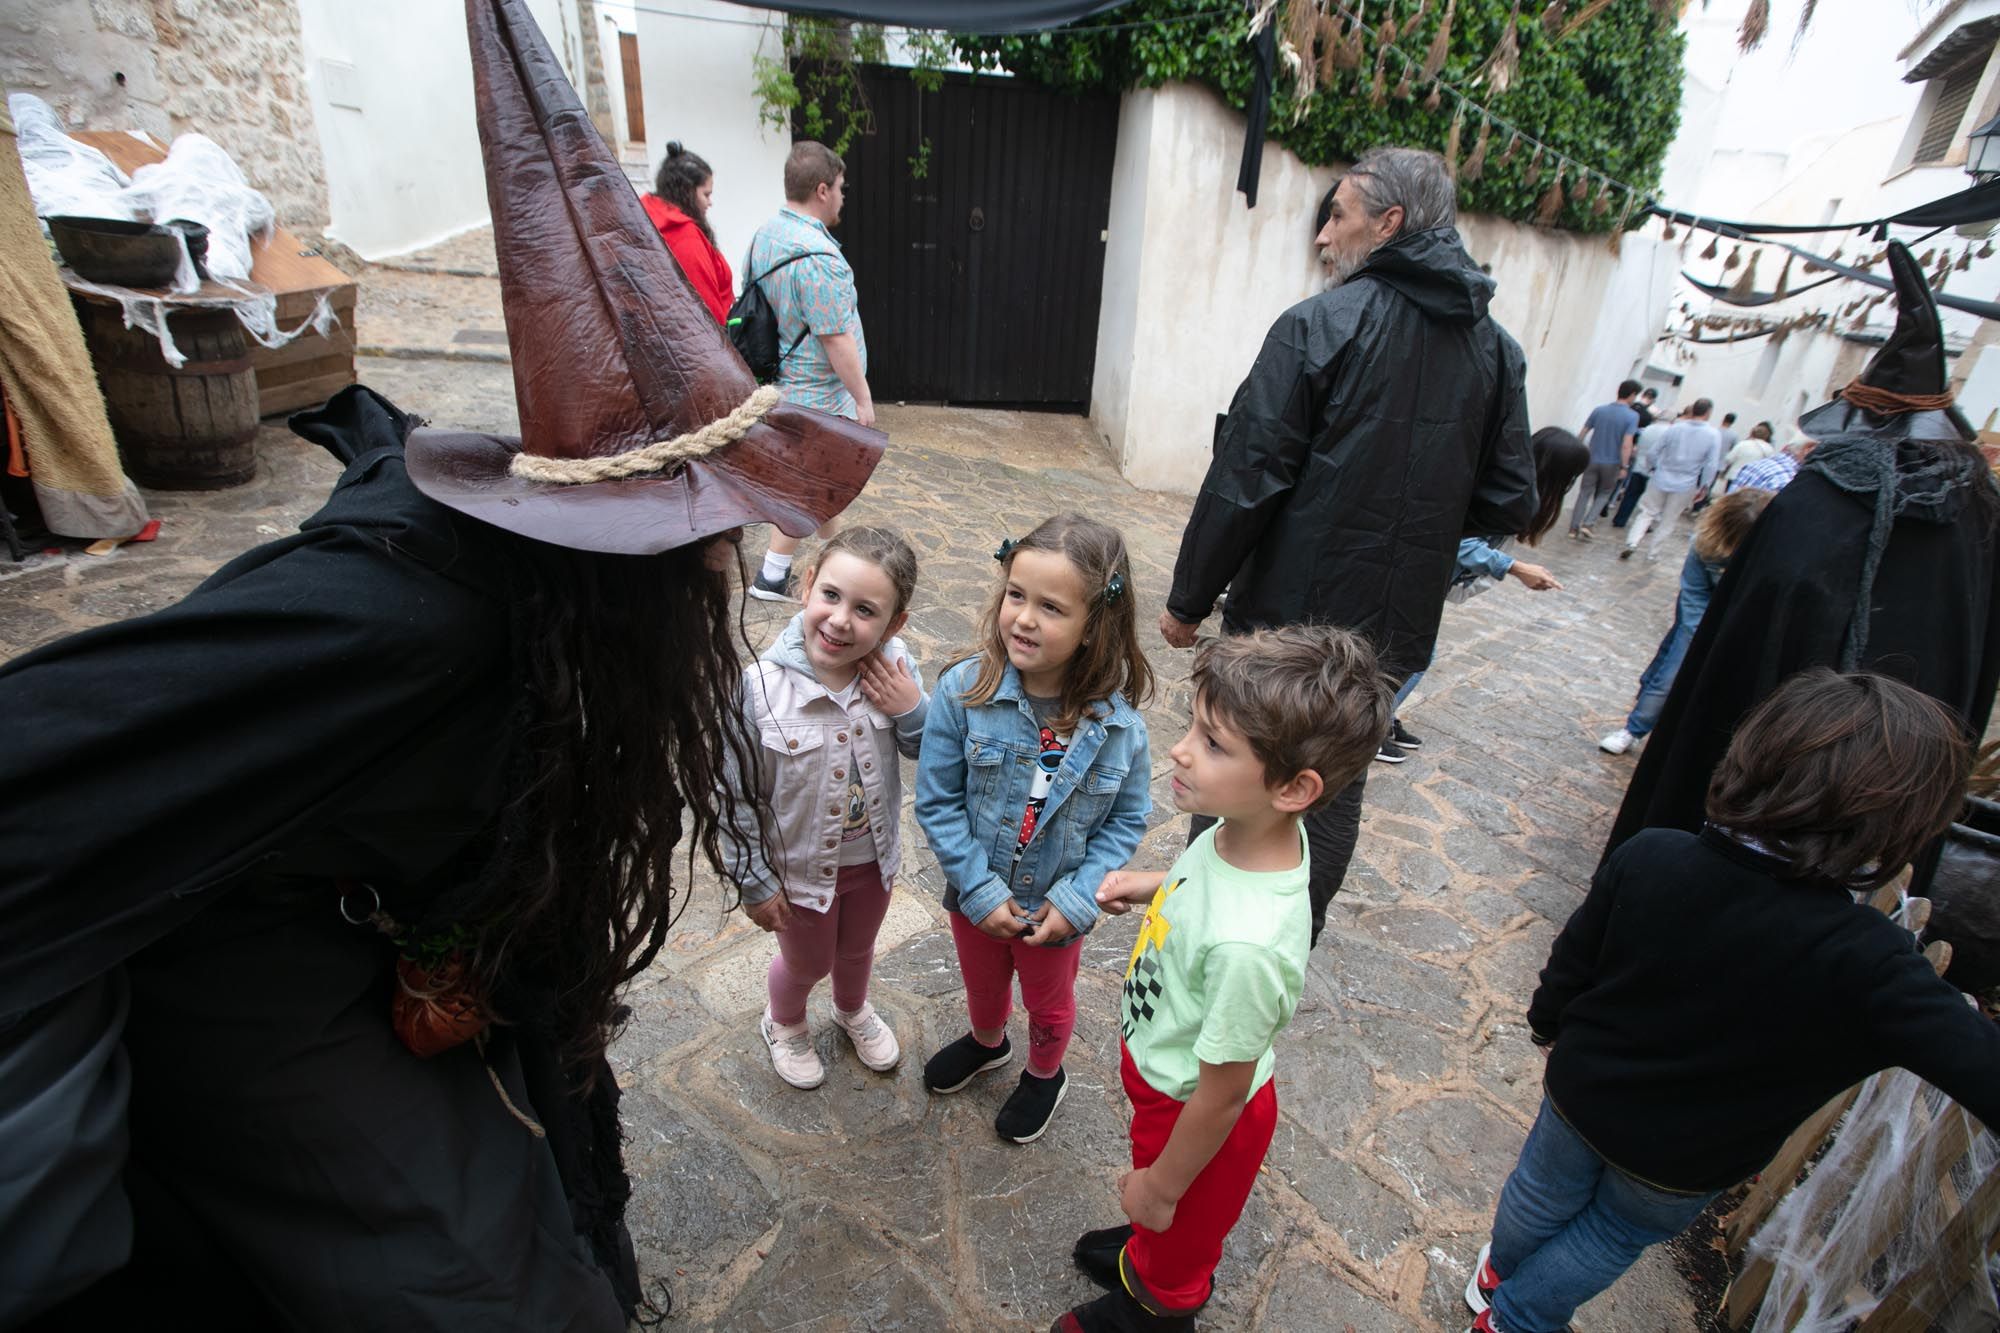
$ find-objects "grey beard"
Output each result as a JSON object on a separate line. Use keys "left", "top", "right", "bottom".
{"left": 1319, "top": 244, "right": 1371, "bottom": 290}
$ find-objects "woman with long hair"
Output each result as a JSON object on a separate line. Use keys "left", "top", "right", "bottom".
{"left": 0, "top": 3, "right": 883, "bottom": 1327}
{"left": 644, "top": 141, "right": 735, "bottom": 324}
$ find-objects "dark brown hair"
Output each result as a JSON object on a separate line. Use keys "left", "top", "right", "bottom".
{"left": 959, "top": 513, "right": 1154, "bottom": 733}
{"left": 654, "top": 141, "right": 715, "bottom": 242}
{"left": 1706, "top": 669, "right": 1971, "bottom": 886}
{"left": 1692, "top": 486, "right": 1772, "bottom": 563}
{"left": 803, "top": 524, "right": 919, "bottom": 618}
{"left": 1522, "top": 427, "right": 1592, "bottom": 545}
{"left": 1192, "top": 625, "right": 1391, "bottom": 809}
{"left": 784, "top": 141, "right": 844, "bottom": 203}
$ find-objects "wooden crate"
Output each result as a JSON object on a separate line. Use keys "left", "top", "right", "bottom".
{"left": 66, "top": 130, "right": 358, "bottom": 418}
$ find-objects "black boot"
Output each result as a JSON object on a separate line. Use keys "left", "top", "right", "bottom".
{"left": 1071, "top": 1224, "right": 1134, "bottom": 1292}
{"left": 1049, "top": 1287, "right": 1197, "bottom": 1333}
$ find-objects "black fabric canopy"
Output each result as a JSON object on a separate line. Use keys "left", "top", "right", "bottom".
{"left": 1648, "top": 178, "right": 2000, "bottom": 240}
{"left": 715, "top": 0, "right": 1130, "bottom": 30}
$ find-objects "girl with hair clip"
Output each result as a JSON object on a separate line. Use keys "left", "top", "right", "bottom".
{"left": 916, "top": 514, "right": 1155, "bottom": 1144}
{"left": 642, "top": 141, "right": 733, "bottom": 324}
{"left": 727, "top": 527, "right": 927, "bottom": 1091}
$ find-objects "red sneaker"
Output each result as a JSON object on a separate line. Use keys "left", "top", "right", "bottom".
{"left": 1464, "top": 1242, "right": 1500, "bottom": 1313}
{"left": 1465, "top": 1310, "right": 1498, "bottom": 1333}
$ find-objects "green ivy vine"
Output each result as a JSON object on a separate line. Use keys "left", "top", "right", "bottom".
{"left": 753, "top": 17, "right": 952, "bottom": 176}
{"left": 949, "top": 0, "right": 1685, "bottom": 235}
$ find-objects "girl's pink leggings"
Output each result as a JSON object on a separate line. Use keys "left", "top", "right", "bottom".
{"left": 766, "top": 862, "right": 892, "bottom": 1025}
{"left": 948, "top": 911, "right": 1083, "bottom": 1077}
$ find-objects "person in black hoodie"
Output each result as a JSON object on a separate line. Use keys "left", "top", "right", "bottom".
{"left": 1160, "top": 146, "right": 1537, "bottom": 938}
{"left": 1462, "top": 669, "right": 2000, "bottom": 1333}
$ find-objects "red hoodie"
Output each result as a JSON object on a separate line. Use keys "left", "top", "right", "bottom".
{"left": 641, "top": 194, "right": 733, "bottom": 325}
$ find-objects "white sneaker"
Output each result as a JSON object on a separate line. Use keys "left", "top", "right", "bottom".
{"left": 1599, "top": 728, "right": 1635, "bottom": 755}
{"left": 760, "top": 1008, "right": 825, "bottom": 1089}
{"left": 833, "top": 1001, "right": 902, "bottom": 1072}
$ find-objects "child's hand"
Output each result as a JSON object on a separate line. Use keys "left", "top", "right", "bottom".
{"left": 1023, "top": 902, "right": 1075, "bottom": 947}
{"left": 1118, "top": 1167, "right": 1177, "bottom": 1232}
{"left": 977, "top": 899, "right": 1030, "bottom": 940}
{"left": 858, "top": 650, "right": 922, "bottom": 716}
{"left": 1508, "top": 561, "right": 1563, "bottom": 591}
{"left": 1095, "top": 869, "right": 1168, "bottom": 914}
{"left": 744, "top": 893, "right": 792, "bottom": 933}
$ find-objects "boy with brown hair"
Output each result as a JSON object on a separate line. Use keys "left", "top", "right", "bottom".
{"left": 1052, "top": 625, "right": 1392, "bottom": 1332}
{"left": 1466, "top": 668, "right": 2000, "bottom": 1333}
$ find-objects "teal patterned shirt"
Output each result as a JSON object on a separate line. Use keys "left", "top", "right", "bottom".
{"left": 745, "top": 207, "right": 867, "bottom": 420}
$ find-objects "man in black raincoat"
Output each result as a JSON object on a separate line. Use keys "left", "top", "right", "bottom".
{"left": 1607, "top": 241, "right": 2000, "bottom": 879}
{"left": 1162, "top": 146, "right": 1538, "bottom": 937}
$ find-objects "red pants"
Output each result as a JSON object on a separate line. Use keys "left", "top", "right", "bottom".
{"left": 948, "top": 912, "right": 1082, "bottom": 1076}
{"left": 1120, "top": 1042, "right": 1278, "bottom": 1315}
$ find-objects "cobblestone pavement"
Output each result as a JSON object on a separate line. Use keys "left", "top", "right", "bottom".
{"left": 3, "top": 354, "right": 1717, "bottom": 1332}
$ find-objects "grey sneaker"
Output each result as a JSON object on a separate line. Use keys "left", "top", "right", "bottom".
{"left": 760, "top": 1007, "right": 825, "bottom": 1089}
{"left": 832, "top": 1001, "right": 901, "bottom": 1072}
{"left": 748, "top": 568, "right": 794, "bottom": 602}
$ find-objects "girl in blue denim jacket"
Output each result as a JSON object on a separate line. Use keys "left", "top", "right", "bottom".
{"left": 916, "top": 514, "right": 1154, "bottom": 1144}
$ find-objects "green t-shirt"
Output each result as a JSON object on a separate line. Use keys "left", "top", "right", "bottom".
{"left": 1120, "top": 822, "right": 1310, "bottom": 1101}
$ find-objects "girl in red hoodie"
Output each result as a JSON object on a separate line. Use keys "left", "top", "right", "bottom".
{"left": 642, "top": 142, "right": 733, "bottom": 324}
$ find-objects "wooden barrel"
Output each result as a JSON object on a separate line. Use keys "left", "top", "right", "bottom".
{"left": 78, "top": 301, "right": 259, "bottom": 490}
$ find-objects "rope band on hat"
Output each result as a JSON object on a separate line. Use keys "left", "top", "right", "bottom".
{"left": 507, "top": 384, "right": 782, "bottom": 485}
{"left": 1838, "top": 379, "right": 1956, "bottom": 416}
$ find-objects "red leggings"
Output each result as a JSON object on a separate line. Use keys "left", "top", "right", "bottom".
{"left": 947, "top": 912, "right": 1083, "bottom": 1077}
{"left": 1120, "top": 1042, "right": 1279, "bottom": 1315}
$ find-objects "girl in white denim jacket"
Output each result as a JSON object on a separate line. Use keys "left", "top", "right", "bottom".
{"left": 727, "top": 528, "right": 928, "bottom": 1090}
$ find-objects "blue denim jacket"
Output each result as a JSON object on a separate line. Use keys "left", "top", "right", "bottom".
{"left": 915, "top": 658, "right": 1151, "bottom": 938}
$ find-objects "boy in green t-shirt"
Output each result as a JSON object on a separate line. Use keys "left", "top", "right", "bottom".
{"left": 1051, "top": 626, "right": 1392, "bottom": 1333}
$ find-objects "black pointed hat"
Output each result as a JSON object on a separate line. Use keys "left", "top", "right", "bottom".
{"left": 1797, "top": 241, "right": 1973, "bottom": 445}
{"left": 404, "top": 0, "right": 884, "bottom": 555}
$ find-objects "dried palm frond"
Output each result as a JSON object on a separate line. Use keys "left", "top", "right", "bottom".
{"left": 1423, "top": 0, "right": 1456, "bottom": 79}
{"left": 1590, "top": 179, "right": 1612, "bottom": 215}
{"left": 1772, "top": 252, "right": 1793, "bottom": 296}
{"left": 1608, "top": 191, "right": 1635, "bottom": 255}
{"left": 1739, "top": 0, "right": 1769, "bottom": 52}
{"left": 1462, "top": 116, "right": 1491, "bottom": 180}
{"left": 1662, "top": 217, "right": 1678, "bottom": 240}
{"left": 1286, "top": 0, "right": 1323, "bottom": 99}
{"left": 1395, "top": 64, "right": 1415, "bottom": 98}
{"left": 1496, "top": 131, "right": 1521, "bottom": 166}
{"left": 1535, "top": 166, "right": 1566, "bottom": 226}
{"left": 1540, "top": 0, "right": 1566, "bottom": 33}
{"left": 1424, "top": 80, "right": 1443, "bottom": 109}
{"left": 1324, "top": 14, "right": 1361, "bottom": 71}
{"left": 1792, "top": 0, "right": 1818, "bottom": 51}
{"left": 1445, "top": 103, "right": 1465, "bottom": 180}
{"left": 1724, "top": 244, "right": 1742, "bottom": 271}
{"left": 1524, "top": 144, "right": 1544, "bottom": 187}
{"left": 1918, "top": 247, "right": 1937, "bottom": 267}
{"left": 1981, "top": 240, "right": 1995, "bottom": 260}
{"left": 1959, "top": 244, "right": 1974, "bottom": 272}
{"left": 1729, "top": 249, "right": 1759, "bottom": 299}
{"left": 1370, "top": 36, "right": 1390, "bottom": 104}
{"left": 1379, "top": 1, "right": 1400, "bottom": 48}
{"left": 1571, "top": 171, "right": 1592, "bottom": 203}
{"left": 1700, "top": 235, "right": 1720, "bottom": 260}
{"left": 1475, "top": 1, "right": 1523, "bottom": 96}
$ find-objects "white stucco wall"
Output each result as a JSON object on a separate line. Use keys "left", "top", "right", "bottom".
{"left": 635, "top": 1, "right": 792, "bottom": 278}
{"left": 1092, "top": 83, "right": 1681, "bottom": 495}
{"left": 296, "top": 0, "right": 580, "bottom": 259}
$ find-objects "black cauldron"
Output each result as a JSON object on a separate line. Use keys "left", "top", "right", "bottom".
{"left": 1929, "top": 794, "right": 2000, "bottom": 994}
{"left": 46, "top": 214, "right": 183, "bottom": 288}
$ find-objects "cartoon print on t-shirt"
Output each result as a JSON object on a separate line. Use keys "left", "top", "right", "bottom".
{"left": 1121, "top": 877, "right": 1183, "bottom": 1039}
{"left": 1015, "top": 725, "right": 1067, "bottom": 850}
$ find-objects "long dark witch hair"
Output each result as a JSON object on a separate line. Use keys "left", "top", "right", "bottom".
{"left": 447, "top": 533, "right": 762, "bottom": 1077}
{"left": 654, "top": 141, "right": 715, "bottom": 244}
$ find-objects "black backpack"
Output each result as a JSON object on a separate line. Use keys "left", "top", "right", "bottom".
{"left": 726, "top": 251, "right": 836, "bottom": 383}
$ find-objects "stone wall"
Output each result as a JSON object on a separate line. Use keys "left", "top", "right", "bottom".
{"left": 0, "top": 0, "right": 330, "bottom": 234}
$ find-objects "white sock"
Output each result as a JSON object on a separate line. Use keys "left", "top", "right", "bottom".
{"left": 759, "top": 550, "right": 792, "bottom": 583}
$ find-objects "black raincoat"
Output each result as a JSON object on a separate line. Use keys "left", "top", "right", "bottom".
{"left": 1166, "top": 226, "right": 1538, "bottom": 679}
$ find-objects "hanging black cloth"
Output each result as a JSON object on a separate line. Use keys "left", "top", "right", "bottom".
{"left": 1237, "top": 12, "right": 1276, "bottom": 208}
{"left": 715, "top": 0, "right": 1130, "bottom": 28}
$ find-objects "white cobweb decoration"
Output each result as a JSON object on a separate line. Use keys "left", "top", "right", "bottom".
{"left": 1748, "top": 1063, "right": 2000, "bottom": 1331}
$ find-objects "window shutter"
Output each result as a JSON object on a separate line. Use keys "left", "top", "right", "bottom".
{"left": 1916, "top": 56, "right": 1988, "bottom": 164}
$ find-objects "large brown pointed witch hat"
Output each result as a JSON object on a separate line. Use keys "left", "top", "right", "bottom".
{"left": 1797, "top": 240, "right": 1974, "bottom": 447}
{"left": 404, "top": 0, "right": 883, "bottom": 555}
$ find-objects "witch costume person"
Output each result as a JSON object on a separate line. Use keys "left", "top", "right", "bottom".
{"left": 1606, "top": 240, "right": 2000, "bottom": 880}
{"left": 0, "top": 1, "right": 882, "bottom": 1326}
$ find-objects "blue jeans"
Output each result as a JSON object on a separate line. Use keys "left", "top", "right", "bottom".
{"left": 1624, "top": 548, "right": 1719, "bottom": 738}
{"left": 1487, "top": 1098, "right": 1718, "bottom": 1333}
{"left": 1394, "top": 669, "right": 1424, "bottom": 710}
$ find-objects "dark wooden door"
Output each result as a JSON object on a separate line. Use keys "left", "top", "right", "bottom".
{"left": 829, "top": 66, "right": 1119, "bottom": 407}
{"left": 620, "top": 33, "right": 645, "bottom": 144}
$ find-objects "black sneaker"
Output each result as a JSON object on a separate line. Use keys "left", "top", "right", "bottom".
{"left": 1374, "top": 739, "right": 1409, "bottom": 765}
{"left": 1073, "top": 1224, "right": 1134, "bottom": 1292}
{"left": 748, "top": 567, "right": 794, "bottom": 602}
{"left": 1618, "top": 546, "right": 1635, "bottom": 561}
{"left": 1391, "top": 718, "right": 1423, "bottom": 749}
{"left": 1051, "top": 1287, "right": 1195, "bottom": 1332}
{"left": 922, "top": 1032, "right": 1012, "bottom": 1093}
{"left": 995, "top": 1067, "right": 1067, "bottom": 1142}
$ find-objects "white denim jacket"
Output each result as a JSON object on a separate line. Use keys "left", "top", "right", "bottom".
{"left": 726, "top": 613, "right": 927, "bottom": 911}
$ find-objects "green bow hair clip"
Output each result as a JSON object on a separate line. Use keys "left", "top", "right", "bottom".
{"left": 1102, "top": 571, "right": 1126, "bottom": 604}
{"left": 993, "top": 537, "right": 1018, "bottom": 564}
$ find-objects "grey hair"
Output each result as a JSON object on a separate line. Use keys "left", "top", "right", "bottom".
{"left": 1345, "top": 146, "right": 1457, "bottom": 237}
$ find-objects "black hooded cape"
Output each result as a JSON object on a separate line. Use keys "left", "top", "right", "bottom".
{"left": 1606, "top": 447, "right": 2000, "bottom": 862}
{"left": 1166, "top": 226, "right": 1538, "bottom": 679}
